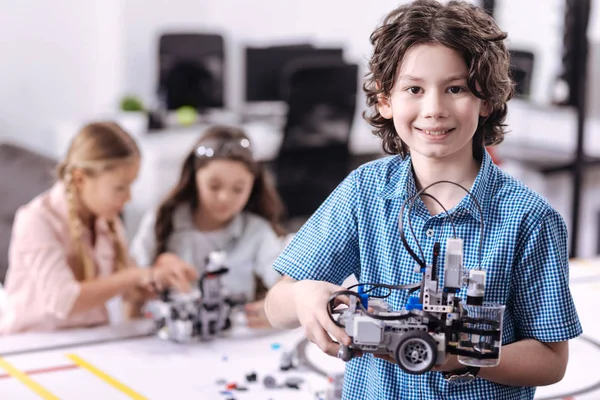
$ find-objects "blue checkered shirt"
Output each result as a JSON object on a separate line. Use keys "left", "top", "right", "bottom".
{"left": 273, "top": 150, "right": 582, "bottom": 400}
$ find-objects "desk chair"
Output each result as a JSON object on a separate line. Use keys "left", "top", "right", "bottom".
{"left": 0, "top": 143, "right": 57, "bottom": 284}
{"left": 509, "top": 49, "right": 535, "bottom": 99}
{"left": 275, "top": 60, "right": 359, "bottom": 219}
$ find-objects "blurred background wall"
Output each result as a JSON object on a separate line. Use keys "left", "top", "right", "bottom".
{"left": 0, "top": 0, "right": 590, "bottom": 156}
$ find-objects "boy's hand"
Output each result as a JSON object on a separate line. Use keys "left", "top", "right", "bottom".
{"left": 244, "top": 299, "right": 272, "bottom": 329}
{"left": 291, "top": 280, "right": 353, "bottom": 358}
{"left": 152, "top": 253, "right": 199, "bottom": 293}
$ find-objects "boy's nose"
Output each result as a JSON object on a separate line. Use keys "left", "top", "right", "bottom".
{"left": 421, "top": 92, "right": 449, "bottom": 119}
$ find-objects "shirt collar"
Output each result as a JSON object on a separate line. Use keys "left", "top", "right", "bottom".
{"left": 377, "top": 149, "right": 497, "bottom": 223}
{"left": 378, "top": 155, "right": 417, "bottom": 200}
{"left": 173, "top": 203, "right": 244, "bottom": 239}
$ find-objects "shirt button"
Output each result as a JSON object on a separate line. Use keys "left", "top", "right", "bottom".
{"left": 426, "top": 228, "right": 435, "bottom": 237}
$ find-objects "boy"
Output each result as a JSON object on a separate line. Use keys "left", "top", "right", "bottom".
{"left": 264, "top": 1, "right": 582, "bottom": 399}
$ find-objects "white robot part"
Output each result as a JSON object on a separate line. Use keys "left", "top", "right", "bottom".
{"left": 206, "top": 251, "right": 227, "bottom": 272}
{"left": 444, "top": 238, "right": 464, "bottom": 289}
{"left": 467, "top": 269, "right": 486, "bottom": 303}
{"left": 152, "top": 251, "right": 245, "bottom": 342}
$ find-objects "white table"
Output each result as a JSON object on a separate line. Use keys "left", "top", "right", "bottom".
{"left": 0, "top": 319, "right": 344, "bottom": 400}
{"left": 1, "top": 260, "right": 600, "bottom": 399}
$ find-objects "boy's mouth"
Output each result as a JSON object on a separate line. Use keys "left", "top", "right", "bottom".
{"left": 416, "top": 128, "right": 455, "bottom": 136}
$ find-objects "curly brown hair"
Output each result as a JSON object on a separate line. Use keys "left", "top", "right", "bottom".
{"left": 363, "top": 0, "right": 514, "bottom": 159}
{"left": 153, "top": 125, "right": 286, "bottom": 263}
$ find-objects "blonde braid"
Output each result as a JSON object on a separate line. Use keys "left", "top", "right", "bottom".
{"left": 107, "top": 219, "right": 128, "bottom": 272}
{"left": 64, "top": 170, "right": 95, "bottom": 281}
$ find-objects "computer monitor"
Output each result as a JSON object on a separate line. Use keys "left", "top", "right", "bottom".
{"left": 158, "top": 33, "right": 225, "bottom": 110}
{"left": 244, "top": 46, "right": 344, "bottom": 102}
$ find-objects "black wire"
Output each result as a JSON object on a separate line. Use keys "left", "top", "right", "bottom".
{"left": 410, "top": 193, "right": 457, "bottom": 238}
{"left": 341, "top": 281, "right": 422, "bottom": 300}
{"left": 414, "top": 180, "right": 485, "bottom": 270}
{"left": 362, "top": 286, "right": 391, "bottom": 298}
{"left": 399, "top": 180, "right": 484, "bottom": 270}
{"left": 399, "top": 197, "right": 427, "bottom": 268}
{"left": 327, "top": 290, "right": 443, "bottom": 328}
{"left": 346, "top": 282, "right": 421, "bottom": 292}
{"left": 399, "top": 191, "right": 458, "bottom": 268}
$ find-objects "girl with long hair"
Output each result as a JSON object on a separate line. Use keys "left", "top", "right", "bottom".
{"left": 131, "top": 125, "right": 287, "bottom": 328}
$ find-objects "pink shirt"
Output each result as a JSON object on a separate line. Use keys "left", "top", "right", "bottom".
{"left": 0, "top": 182, "right": 131, "bottom": 334}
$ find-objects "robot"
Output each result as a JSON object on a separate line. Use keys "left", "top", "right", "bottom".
{"left": 153, "top": 251, "right": 247, "bottom": 342}
{"left": 329, "top": 238, "right": 503, "bottom": 375}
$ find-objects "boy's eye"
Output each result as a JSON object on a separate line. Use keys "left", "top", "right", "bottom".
{"left": 448, "top": 86, "right": 464, "bottom": 94}
{"left": 407, "top": 86, "right": 422, "bottom": 95}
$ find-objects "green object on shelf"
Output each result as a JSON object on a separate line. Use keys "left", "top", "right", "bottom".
{"left": 176, "top": 106, "right": 198, "bottom": 126}
{"left": 120, "top": 96, "right": 145, "bottom": 112}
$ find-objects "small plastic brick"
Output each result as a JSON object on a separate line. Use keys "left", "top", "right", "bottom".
{"left": 216, "top": 378, "right": 227, "bottom": 385}
{"left": 279, "top": 350, "right": 295, "bottom": 371}
{"left": 270, "top": 343, "right": 281, "bottom": 350}
{"left": 225, "top": 382, "right": 237, "bottom": 390}
{"left": 285, "top": 377, "right": 304, "bottom": 386}
{"left": 245, "top": 372, "right": 257, "bottom": 382}
{"left": 263, "top": 375, "right": 277, "bottom": 388}
{"left": 284, "top": 376, "right": 304, "bottom": 390}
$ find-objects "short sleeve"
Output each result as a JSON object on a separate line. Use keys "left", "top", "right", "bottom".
{"left": 129, "top": 210, "right": 158, "bottom": 268}
{"left": 253, "top": 225, "right": 285, "bottom": 288}
{"left": 272, "top": 170, "right": 360, "bottom": 285}
{"left": 511, "top": 210, "right": 582, "bottom": 342}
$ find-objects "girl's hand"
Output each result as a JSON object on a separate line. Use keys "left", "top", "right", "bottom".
{"left": 292, "top": 280, "right": 353, "bottom": 358}
{"left": 152, "top": 253, "right": 199, "bottom": 293}
{"left": 244, "top": 299, "right": 272, "bottom": 329}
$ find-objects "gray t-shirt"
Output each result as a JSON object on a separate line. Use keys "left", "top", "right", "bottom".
{"left": 130, "top": 205, "right": 285, "bottom": 301}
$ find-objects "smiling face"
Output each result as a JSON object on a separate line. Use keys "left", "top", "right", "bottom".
{"left": 377, "top": 43, "right": 490, "bottom": 164}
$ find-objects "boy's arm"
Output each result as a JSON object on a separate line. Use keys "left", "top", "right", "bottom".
{"left": 482, "top": 209, "right": 580, "bottom": 386}
{"left": 264, "top": 276, "right": 299, "bottom": 329}
{"left": 265, "top": 171, "right": 361, "bottom": 350}
{"left": 265, "top": 275, "right": 352, "bottom": 357}
{"left": 477, "top": 340, "right": 568, "bottom": 386}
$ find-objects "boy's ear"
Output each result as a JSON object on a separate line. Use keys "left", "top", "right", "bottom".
{"left": 377, "top": 94, "right": 393, "bottom": 119}
{"left": 480, "top": 100, "right": 491, "bottom": 117}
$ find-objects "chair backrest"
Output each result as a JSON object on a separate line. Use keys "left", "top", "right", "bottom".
{"left": 158, "top": 33, "right": 225, "bottom": 110}
{"left": 274, "top": 61, "right": 358, "bottom": 218}
{"left": 509, "top": 49, "right": 535, "bottom": 98}
{"left": 244, "top": 46, "right": 343, "bottom": 102}
{"left": 279, "top": 59, "right": 358, "bottom": 154}
{"left": 0, "top": 143, "right": 57, "bottom": 284}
